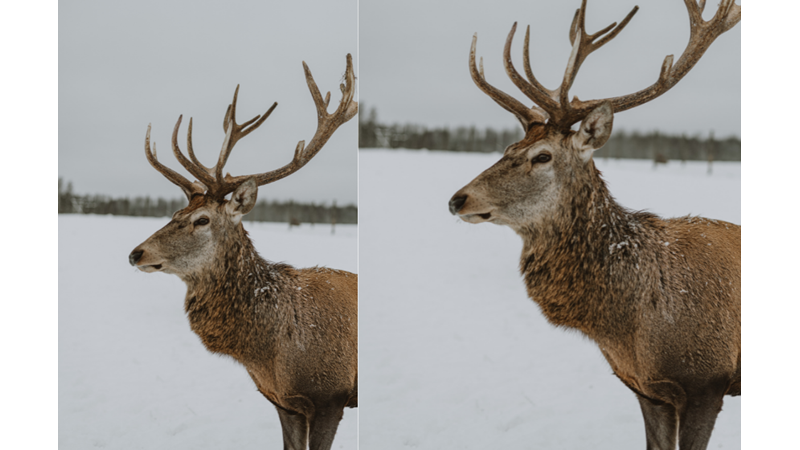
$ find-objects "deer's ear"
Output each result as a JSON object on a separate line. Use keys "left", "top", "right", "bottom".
{"left": 226, "top": 178, "right": 258, "bottom": 224}
{"left": 572, "top": 102, "right": 613, "bottom": 162}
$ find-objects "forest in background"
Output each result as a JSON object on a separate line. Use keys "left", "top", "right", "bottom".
{"left": 60, "top": 106, "right": 739, "bottom": 223}
{"left": 358, "top": 104, "right": 741, "bottom": 162}
{"left": 58, "top": 178, "right": 357, "bottom": 225}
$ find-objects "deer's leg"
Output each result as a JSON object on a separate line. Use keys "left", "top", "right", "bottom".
{"left": 275, "top": 406, "right": 309, "bottom": 450}
{"left": 676, "top": 393, "right": 724, "bottom": 450}
{"left": 637, "top": 394, "right": 678, "bottom": 450}
{"left": 307, "top": 406, "right": 344, "bottom": 450}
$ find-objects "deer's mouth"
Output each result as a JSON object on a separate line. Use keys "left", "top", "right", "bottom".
{"left": 137, "top": 263, "right": 164, "bottom": 273}
{"left": 449, "top": 191, "right": 495, "bottom": 224}
{"left": 458, "top": 211, "right": 494, "bottom": 224}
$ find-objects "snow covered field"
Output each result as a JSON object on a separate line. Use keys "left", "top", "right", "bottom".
{"left": 58, "top": 217, "right": 357, "bottom": 449}
{"left": 59, "top": 150, "right": 740, "bottom": 449}
{"left": 359, "top": 149, "right": 740, "bottom": 449}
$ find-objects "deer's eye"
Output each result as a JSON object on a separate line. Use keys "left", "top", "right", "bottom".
{"left": 194, "top": 218, "right": 210, "bottom": 226}
{"left": 532, "top": 153, "right": 552, "bottom": 164}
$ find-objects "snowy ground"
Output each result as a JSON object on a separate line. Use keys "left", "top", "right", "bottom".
{"left": 359, "top": 149, "right": 740, "bottom": 449}
{"left": 58, "top": 217, "right": 357, "bottom": 449}
{"left": 59, "top": 150, "right": 741, "bottom": 449}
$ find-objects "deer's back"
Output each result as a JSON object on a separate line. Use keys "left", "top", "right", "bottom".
{"left": 662, "top": 216, "right": 741, "bottom": 318}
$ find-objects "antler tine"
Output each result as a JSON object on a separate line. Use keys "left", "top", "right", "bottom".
{"left": 303, "top": 61, "right": 329, "bottom": 124}
{"left": 469, "top": 33, "right": 546, "bottom": 130}
{"left": 214, "top": 85, "right": 279, "bottom": 184}
{"left": 222, "top": 104, "right": 232, "bottom": 133}
{"left": 171, "top": 115, "right": 217, "bottom": 188}
{"left": 144, "top": 124, "right": 203, "bottom": 200}
{"left": 522, "top": 25, "right": 557, "bottom": 109}
{"left": 591, "top": 6, "right": 638, "bottom": 53}
{"left": 503, "top": 23, "right": 560, "bottom": 116}
{"left": 560, "top": 27, "right": 583, "bottom": 116}
{"left": 559, "top": 1, "right": 638, "bottom": 106}
{"left": 719, "top": 0, "right": 741, "bottom": 33}
{"left": 186, "top": 117, "right": 216, "bottom": 177}
{"left": 603, "top": 0, "right": 740, "bottom": 114}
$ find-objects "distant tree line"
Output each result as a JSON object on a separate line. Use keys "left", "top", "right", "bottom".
{"left": 58, "top": 178, "right": 357, "bottom": 225}
{"left": 358, "top": 104, "right": 740, "bottom": 162}
{"left": 359, "top": 104, "right": 524, "bottom": 153}
{"left": 595, "top": 130, "right": 740, "bottom": 162}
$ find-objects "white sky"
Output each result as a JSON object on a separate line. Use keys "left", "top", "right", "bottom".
{"left": 361, "top": 0, "right": 741, "bottom": 138}
{"left": 59, "top": 0, "right": 358, "bottom": 204}
{"left": 59, "top": 0, "right": 741, "bottom": 201}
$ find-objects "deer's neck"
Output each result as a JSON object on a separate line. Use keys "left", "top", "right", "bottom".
{"left": 182, "top": 227, "right": 297, "bottom": 361}
{"left": 518, "top": 166, "right": 667, "bottom": 340}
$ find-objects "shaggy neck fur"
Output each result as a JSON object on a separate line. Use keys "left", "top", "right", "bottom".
{"left": 181, "top": 224, "right": 299, "bottom": 363}
{"left": 517, "top": 161, "right": 669, "bottom": 342}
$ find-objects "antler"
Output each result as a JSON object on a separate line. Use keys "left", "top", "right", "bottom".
{"left": 145, "top": 53, "right": 357, "bottom": 201}
{"left": 604, "top": 0, "right": 740, "bottom": 113}
{"left": 472, "top": 0, "right": 740, "bottom": 131}
{"left": 240, "top": 53, "right": 358, "bottom": 188}
{"left": 469, "top": 33, "right": 547, "bottom": 130}
{"left": 144, "top": 125, "right": 205, "bottom": 200}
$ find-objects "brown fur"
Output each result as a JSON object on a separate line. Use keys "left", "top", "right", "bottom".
{"left": 131, "top": 195, "right": 357, "bottom": 450}
{"left": 451, "top": 120, "right": 740, "bottom": 450}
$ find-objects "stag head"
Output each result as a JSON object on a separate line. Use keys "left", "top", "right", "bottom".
{"left": 129, "top": 55, "right": 357, "bottom": 278}
{"left": 128, "top": 180, "right": 259, "bottom": 277}
{"left": 449, "top": 1, "right": 740, "bottom": 231}
{"left": 450, "top": 104, "right": 612, "bottom": 231}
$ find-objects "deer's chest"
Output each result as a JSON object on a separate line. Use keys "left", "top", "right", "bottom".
{"left": 185, "top": 293, "right": 250, "bottom": 359}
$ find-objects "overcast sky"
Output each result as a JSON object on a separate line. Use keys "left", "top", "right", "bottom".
{"left": 60, "top": 0, "right": 740, "bottom": 201}
{"left": 361, "top": 0, "right": 740, "bottom": 138}
{"left": 60, "top": 0, "right": 358, "bottom": 203}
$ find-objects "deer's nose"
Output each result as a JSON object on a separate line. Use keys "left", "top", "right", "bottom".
{"left": 129, "top": 250, "right": 144, "bottom": 266}
{"left": 449, "top": 195, "right": 467, "bottom": 215}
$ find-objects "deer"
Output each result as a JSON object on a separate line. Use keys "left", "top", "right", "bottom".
{"left": 128, "top": 54, "right": 357, "bottom": 450}
{"left": 448, "top": 2, "right": 740, "bottom": 449}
